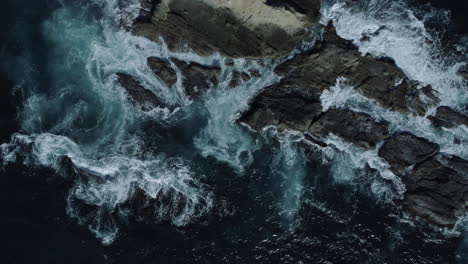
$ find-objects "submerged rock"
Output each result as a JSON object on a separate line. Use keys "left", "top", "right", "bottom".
{"left": 132, "top": 0, "right": 320, "bottom": 57}
{"left": 116, "top": 73, "right": 162, "bottom": 111}
{"left": 428, "top": 106, "right": 468, "bottom": 128}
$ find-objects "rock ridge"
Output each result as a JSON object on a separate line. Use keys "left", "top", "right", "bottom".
{"left": 121, "top": 0, "right": 468, "bottom": 227}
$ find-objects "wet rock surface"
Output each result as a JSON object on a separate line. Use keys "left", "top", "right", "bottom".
{"left": 229, "top": 71, "right": 251, "bottom": 88}
{"left": 378, "top": 132, "right": 440, "bottom": 175}
{"left": 128, "top": 1, "right": 468, "bottom": 228}
{"left": 428, "top": 106, "right": 468, "bottom": 128}
{"left": 172, "top": 59, "right": 221, "bottom": 97}
{"left": 378, "top": 133, "right": 468, "bottom": 226}
{"left": 147, "top": 57, "right": 178, "bottom": 87}
{"left": 266, "top": 0, "right": 322, "bottom": 18}
{"left": 402, "top": 154, "right": 468, "bottom": 226}
{"left": 270, "top": 24, "right": 439, "bottom": 115}
{"left": 240, "top": 87, "right": 323, "bottom": 132}
{"left": 116, "top": 73, "right": 161, "bottom": 111}
{"left": 309, "top": 109, "right": 389, "bottom": 149}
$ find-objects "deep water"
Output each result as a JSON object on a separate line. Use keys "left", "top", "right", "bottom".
{"left": 0, "top": 0, "right": 467, "bottom": 263}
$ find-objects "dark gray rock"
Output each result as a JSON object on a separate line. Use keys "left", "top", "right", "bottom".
{"left": 173, "top": 59, "right": 221, "bottom": 97}
{"left": 135, "top": 0, "right": 160, "bottom": 23}
{"left": 127, "top": 1, "right": 466, "bottom": 228}
{"left": 229, "top": 71, "right": 251, "bottom": 88}
{"left": 147, "top": 57, "right": 178, "bottom": 87}
{"left": 240, "top": 87, "right": 323, "bottom": 132}
{"left": 241, "top": 24, "right": 437, "bottom": 146}
{"left": 403, "top": 154, "right": 468, "bottom": 226}
{"left": 308, "top": 109, "right": 389, "bottom": 149}
{"left": 378, "top": 132, "right": 468, "bottom": 226}
{"left": 272, "top": 24, "right": 439, "bottom": 115}
{"left": 428, "top": 106, "right": 468, "bottom": 128}
{"left": 116, "top": 73, "right": 161, "bottom": 111}
{"left": 378, "top": 132, "right": 440, "bottom": 175}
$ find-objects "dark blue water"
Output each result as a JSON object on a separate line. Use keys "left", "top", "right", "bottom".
{"left": 0, "top": 0, "right": 467, "bottom": 263}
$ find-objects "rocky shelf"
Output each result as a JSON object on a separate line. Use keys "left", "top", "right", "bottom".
{"left": 118, "top": 0, "right": 468, "bottom": 228}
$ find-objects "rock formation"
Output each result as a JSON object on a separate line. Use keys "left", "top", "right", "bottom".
{"left": 403, "top": 154, "right": 468, "bottom": 226}
{"left": 309, "top": 110, "right": 389, "bottom": 149}
{"left": 134, "top": 0, "right": 321, "bottom": 57}
{"left": 117, "top": 73, "right": 161, "bottom": 111}
{"left": 378, "top": 132, "right": 440, "bottom": 175}
{"left": 428, "top": 106, "right": 468, "bottom": 128}
{"left": 122, "top": 0, "right": 468, "bottom": 227}
{"left": 172, "top": 59, "right": 221, "bottom": 97}
{"left": 147, "top": 57, "right": 178, "bottom": 87}
{"left": 376, "top": 133, "right": 468, "bottom": 226}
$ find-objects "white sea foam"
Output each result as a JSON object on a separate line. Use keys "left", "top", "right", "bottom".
{"left": 2, "top": 0, "right": 468, "bottom": 245}
{"left": 0, "top": 0, "right": 301, "bottom": 243}
{"left": 320, "top": 77, "right": 468, "bottom": 159}
{"left": 319, "top": 0, "right": 468, "bottom": 233}
{"left": 261, "top": 127, "right": 306, "bottom": 227}
{"left": 0, "top": 0, "right": 218, "bottom": 244}
{"left": 321, "top": 0, "right": 467, "bottom": 107}
{"left": 1, "top": 133, "right": 213, "bottom": 244}
{"left": 194, "top": 58, "right": 280, "bottom": 171}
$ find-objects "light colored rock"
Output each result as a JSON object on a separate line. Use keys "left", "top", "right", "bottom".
{"left": 133, "top": 0, "right": 320, "bottom": 57}
{"left": 204, "top": 0, "right": 309, "bottom": 36}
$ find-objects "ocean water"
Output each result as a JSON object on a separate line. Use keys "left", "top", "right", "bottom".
{"left": 0, "top": 0, "right": 467, "bottom": 263}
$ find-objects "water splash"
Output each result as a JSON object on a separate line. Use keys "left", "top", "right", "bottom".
{"left": 261, "top": 127, "right": 307, "bottom": 226}
{"left": 321, "top": 0, "right": 467, "bottom": 108}
{"left": 320, "top": 77, "right": 468, "bottom": 159}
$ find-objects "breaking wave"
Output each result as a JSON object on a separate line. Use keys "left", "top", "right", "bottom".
{"left": 0, "top": 0, "right": 467, "bottom": 250}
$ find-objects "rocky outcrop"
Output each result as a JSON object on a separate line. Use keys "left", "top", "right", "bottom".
{"left": 241, "top": 24, "right": 440, "bottom": 145}
{"left": 309, "top": 110, "right": 389, "bottom": 149}
{"left": 403, "top": 154, "right": 468, "bottom": 226}
{"left": 116, "top": 73, "right": 161, "bottom": 111}
{"left": 172, "top": 59, "right": 221, "bottom": 97}
{"left": 132, "top": 0, "right": 320, "bottom": 57}
{"left": 240, "top": 87, "right": 323, "bottom": 132}
{"left": 128, "top": 1, "right": 468, "bottom": 228}
{"left": 240, "top": 24, "right": 435, "bottom": 147}
{"left": 428, "top": 106, "right": 468, "bottom": 128}
{"left": 378, "top": 132, "right": 468, "bottom": 226}
{"left": 271, "top": 24, "right": 439, "bottom": 115}
{"left": 118, "top": 57, "right": 221, "bottom": 110}
{"left": 378, "top": 132, "right": 440, "bottom": 175}
{"left": 240, "top": 88, "right": 389, "bottom": 149}
{"left": 229, "top": 71, "right": 252, "bottom": 88}
{"left": 147, "top": 57, "right": 178, "bottom": 87}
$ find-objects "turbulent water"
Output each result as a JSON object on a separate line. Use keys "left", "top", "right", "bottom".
{"left": 0, "top": 0, "right": 467, "bottom": 263}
